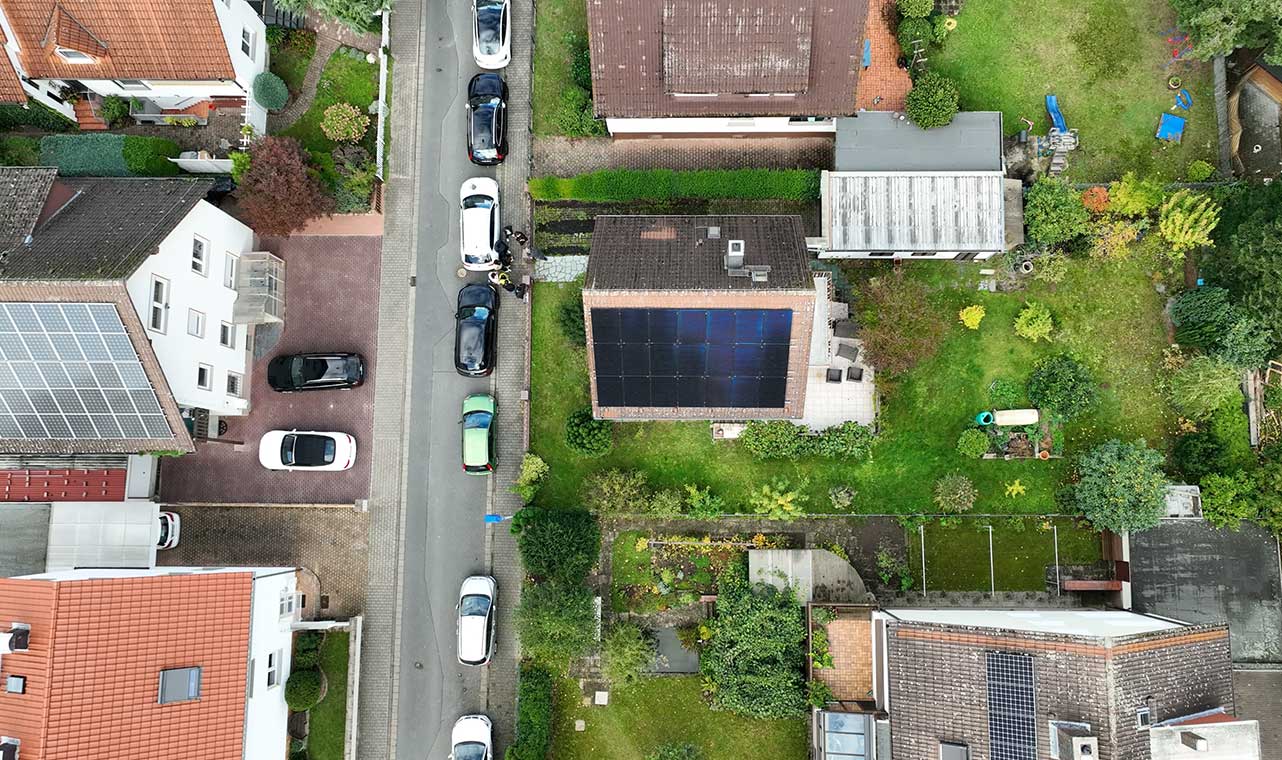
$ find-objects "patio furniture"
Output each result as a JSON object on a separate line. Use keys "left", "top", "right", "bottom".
{"left": 826, "top": 368, "right": 844, "bottom": 383}
{"left": 833, "top": 320, "right": 858, "bottom": 339}
{"left": 846, "top": 366, "right": 864, "bottom": 382}
{"left": 1156, "top": 112, "right": 1186, "bottom": 143}
{"left": 836, "top": 343, "right": 860, "bottom": 363}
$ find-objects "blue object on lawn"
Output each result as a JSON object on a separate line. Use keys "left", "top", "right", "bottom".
{"left": 1156, "top": 112, "right": 1186, "bottom": 142}
{"left": 1175, "top": 88, "right": 1192, "bottom": 110}
{"left": 862, "top": 39, "right": 871, "bottom": 68}
{"left": 976, "top": 411, "right": 995, "bottom": 426}
{"left": 1046, "top": 94, "right": 1068, "bottom": 132}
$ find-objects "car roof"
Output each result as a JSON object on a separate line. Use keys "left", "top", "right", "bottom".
{"left": 462, "top": 426, "right": 490, "bottom": 465}
{"left": 458, "top": 615, "right": 490, "bottom": 662}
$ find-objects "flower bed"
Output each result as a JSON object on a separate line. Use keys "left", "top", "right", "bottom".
{"left": 977, "top": 415, "right": 1065, "bottom": 460}
{"left": 611, "top": 531, "right": 790, "bottom": 613}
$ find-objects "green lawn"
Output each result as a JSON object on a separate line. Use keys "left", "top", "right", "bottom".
{"left": 905, "top": 517, "right": 1103, "bottom": 592}
{"left": 551, "top": 676, "right": 807, "bottom": 760}
{"left": 530, "top": 256, "right": 1174, "bottom": 515}
{"left": 308, "top": 631, "right": 349, "bottom": 760}
{"left": 269, "top": 28, "right": 317, "bottom": 95}
{"left": 280, "top": 48, "right": 380, "bottom": 155}
{"left": 532, "top": 0, "right": 586, "bottom": 136}
{"left": 930, "top": 0, "right": 1216, "bottom": 181}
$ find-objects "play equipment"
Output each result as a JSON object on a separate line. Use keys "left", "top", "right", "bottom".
{"left": 1156, "top": 112, "right": 1186, "bottom": 143}
{"left": 994, "top": 409, "right": 1040, "bottom": 427}
{"left": 1174, "top": 88, "right": 1192, "bottom": 110}
{"left": 1045, "top": 94, "right": 1068, "bottom": 132}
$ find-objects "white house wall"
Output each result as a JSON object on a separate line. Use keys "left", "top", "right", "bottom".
{"left": 125, "top": 200, "right": 255, "bottom": 417}
{"left": 214, "top": 0, "right": 269, "bottom": 132}
{"left": 606, "top": 116, "right": 837, "bottom": 136}
{"left": 244, "top": 569, "right": 298, "bottom": 760}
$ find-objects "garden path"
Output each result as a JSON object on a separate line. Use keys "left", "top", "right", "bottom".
{"left": 270, "top": 35, "right": 342, "bottom": 132}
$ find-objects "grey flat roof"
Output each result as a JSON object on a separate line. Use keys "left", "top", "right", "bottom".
{"left": 834, "top": 112, "right": 1004, "bottom": 172}
{"left": 0, "top": 502, "right": 50, "bottom": 577}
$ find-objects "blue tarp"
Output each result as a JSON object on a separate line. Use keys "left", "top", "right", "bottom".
{"left": 1156, "top": 112, "right": 1186, "bottom": 142}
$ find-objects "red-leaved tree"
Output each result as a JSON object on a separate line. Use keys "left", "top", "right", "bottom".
{"left": 238, "top": 136, "right": 334, "bottom": 237}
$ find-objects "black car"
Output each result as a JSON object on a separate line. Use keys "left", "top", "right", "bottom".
{"left": 466, "top": 73, "right": 508, "bottom": 166}
{"left": 455, "top": 283, "right": 498, "bottom": 376}
{"left": 267, "top": 353, "right": 366, "bottom": 392}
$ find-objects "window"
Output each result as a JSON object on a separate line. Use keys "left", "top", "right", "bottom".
{"left": 192, "top": 236, "right": 208, "bottom": 275}
{"left": 279, "top": 590, "right": 298, "bottom": 617}
{"left": 5, "top": 675, "right": 25, "bottom": 694}
{"left": 148, "top": 276, "right": 169, "bottom": 333}
{"left": 266, "top": 650, "right": 282, "bottom": 688}
{"left": 220, "top": 321, "right": 236, "bottom": 348}
{"left": 55, "top": 47, "right": 94, "bottom": 63}
{"left": 226, "top": 371, "right": 243, "bottom": 398}
{"left": 223, "top": 252, "right": 239, "bottom": 289}
{"left": 1136, "top": 707, "right": 1152, "bottom": 729}
{"left": 113, "top": 79, "right": 150, "bottom": 90}
{"left": 158, "top": 666, "right": 202, "bottom": 704}
{"left": 196, "top": 363, "right": 213, "bottom": 390}
{"left": 187, "top": 309, "right": 205, "bottom": 338}
{"left": 241, "top": 28, "right": 255, "bottom": 58}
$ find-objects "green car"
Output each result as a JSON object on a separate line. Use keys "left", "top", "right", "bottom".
{"left": 461, "top": 393, "right": 497, "bottom": 475}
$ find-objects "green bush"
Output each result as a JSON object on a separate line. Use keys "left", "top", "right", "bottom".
{"left": 601, "top": 622, "right": 655, "bottom": 687}
{"left": 1107, "top": 171, "right": 1166, "bottom": 216}
{"left": 896, "top": 17, "right": 934, "bottom": 51}
{"left": 1187, "top": 159, "right": 1216, "bottom": 182}
{"left": 1014, "top": 301, "right": 1054, "bottom": 343}
{"left": 40, "top": 134, "right": 130, "bottom": 176}
{"left": 506, "top": 664, "right": 554, "bottom": 760}
{"left": 515, "top": 581, "right": 598, "bottom": 668}
{"left": 1025, "top": 177, "right": 1091, "bottom": 245}
{"left": 567, "top": 32, "right": 593, "bottom": 92}
{"left": 558, "top": 287, "right": 586, "bottom": 344}
{"left": 514, "top": 507, "right": 600, "bottom": 584}
{"left": 122, "top": 136, "right": 180, "bottom": 176}
{"left": 956, "top": 428, "right": 990, "bottom": 458}
{"left": 1170, "top": 355, "right": 1243, "bottom": 421}
{"left": 230, "top": 151, "right": 251, "bottom": 183}
{"left": 293, "top": 647, "right": 321, "bottom": 668}
{"left": 1216, "top": 316, "right": 1273, "bottom": 369}
{"left": 254, "top": 71, "right": 290, "bottom": 110}
{"left": 295, "top": 631, "right": 325, "bottom": 653}
{"left": 1201, "top": 470, "right": 1261, "bottom": 530}
{"left": 1075, "top": 439, "right": 1168, "bottom": 534}
{"left": 0, "top": 99, "right": 76, "bottom": 131}
{"left": 0, "top": 136, "right": 40, "bottom": 167}
{"left": 904, "top": 71, "right": 959, "bottom": 129}
{"left": 747, "top": 478, "right": 807, "bottom": 521}
{"left": 684, "top": 484, "right": 726, "bottom": 518}
{"left": 897, "top": 0, "right": 934, "bottom": 17}
{"left": 1170, "top": 429, "right": 1227, "bottom": 483}
{"left": 1159, "top": 189, "right": 1222, "bottom": 256}
{"left": 553, "top": 86, "right": 603, "bottom": 137}
{"left": 512, "top": 453, "right": 550, "bottom": 503}
{"left": 1171, "top": 286, "right": 1236, "bottom": 348}
{"left": 582, "top": 469, "right": 650, "bottom": 514}
{"left": 933, "top": 473, "right": 976, "bottom": 513}
{"left": 320, "top": 102, "right": 371, "bottom": 142}
{"left": 528, "top": 168, "right": 822, "bottom": 202}
{"left": 565, "top": 406, "right": 613, "bottom": 457}
{"left": 284, "top": 668, "right": 324, "bottom": 711}
{"left": 648, "top": 745, "right": 702, "bottom": 760}
{"left": 988, "top": 378, "right": 1024, "bottom": 409}
{"left": 812, "top": 421, "right": 876, "bottom": 459}
{"left": 1027, "top": 354, "right": 1098, "bottom": 420}
{"left": 739, "top": 420, "right": 809, "bottom": 460}
{"left": 98, "top": 95, "right": 131, "bottom": 127}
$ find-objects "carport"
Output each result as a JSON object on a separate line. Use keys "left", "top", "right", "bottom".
{"left": 46, "top": 501, "right": 160, "bottom": 570}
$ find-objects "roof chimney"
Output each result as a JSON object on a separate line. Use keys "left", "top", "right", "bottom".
{"left": 1, "top": 624, "right": 30, "bottom": 653}
{"left": 0, "top": 736, "right": 18, "bottom": 760}
{"left": 1070, "top": 737, "right": 1098, "bottom": 759}
{"left": 726, "top": 239, "right": 745, "bottom": 269}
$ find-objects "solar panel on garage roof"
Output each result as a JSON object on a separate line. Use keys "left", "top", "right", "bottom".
{"left": 592, "top": 307, "right": 791, "bottom": 408}
{"left": 987, "top": 651, "right": 1037, "bottom": 760}
{"left": 0, "top": 303, "right": 172, "bottom": 441}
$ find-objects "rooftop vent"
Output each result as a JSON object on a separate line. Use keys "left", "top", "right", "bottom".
{"left": 726, "top": 239, "right": 745, "bottom": 269}
{"left": 707, "top": 226, "right": 721, "bottom": 240}
{"left": 0, "top": 737, "right": 18, "bottom": 760}
{"left": 1071, "top": 737, "right": 1098, "bottom": 759}
{"left": 1180, "top": 731, "right": 1208, "bottom": 752}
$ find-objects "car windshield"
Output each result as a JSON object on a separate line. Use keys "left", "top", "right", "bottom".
{"left": 463, "top": 411, "right": 493, "bottom": 430}
{"left": 284, "top": 434, "right": 337, "bottom": 466}
{"left": 454, "top": 742, "right": 488, "bottom": 760}
{"left": 157, "top": 518, "right": 170, "bottom": 544}
{"left": 475, "top": 2, "right": 503, "bottom": 54}
{"left": 460, "top": 306, "right": 490, "bottom": 322}
{"left": 460, "top": 594, "right": 491, "bottom": 616}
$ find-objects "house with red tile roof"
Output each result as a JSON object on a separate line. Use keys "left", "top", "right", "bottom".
{"left": 0, "top": 0, "right": 271, "bottom": 132}
{"left": 0, "top": 566, "right": 301, "bottom": 760}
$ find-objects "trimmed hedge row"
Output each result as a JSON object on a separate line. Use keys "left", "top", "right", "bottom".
{"left": 506, "top": 664, "right": 554, "bottom": 760}
{"left": 0, "top": 99, "right": 77, "bottom": 132}
{"left": 39, "top": 134, "right": 180, "bottom": 177}
{"left": 528, "top": 168, "right": 822, "bottom": 202}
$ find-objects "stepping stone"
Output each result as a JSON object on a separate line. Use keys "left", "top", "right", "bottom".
{"left": 594, "top": 690, "right": 609, "bottom": 706}
{"left": 575, "top": 720, "right": 587, "bottom": 732}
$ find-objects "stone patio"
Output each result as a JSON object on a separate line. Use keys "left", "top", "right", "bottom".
{"left": 797, "top": 337, "right": 877, "bottom": 431}
{"left": 818, "top": 614, "right": 874, "bottom": 702}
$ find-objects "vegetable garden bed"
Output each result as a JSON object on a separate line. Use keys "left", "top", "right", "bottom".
{"left": 611, "top": 530, "right": 792, "bottom": 613}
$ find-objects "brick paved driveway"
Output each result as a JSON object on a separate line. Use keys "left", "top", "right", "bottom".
{"left": 157, "top": 505, "right": 368, "bottom": 619}
{"left": 159, "top": 235, "right": 381, "bottom": 505}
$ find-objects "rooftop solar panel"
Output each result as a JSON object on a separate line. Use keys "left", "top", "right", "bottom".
{"left": 0, "top": 303, "right": 172, "bottom": 442}
{"left": 987, "top": 652, "right": 1037, "bottom": 760}
{"left": 592, "top": 307, "right": 792, "bottom": 408}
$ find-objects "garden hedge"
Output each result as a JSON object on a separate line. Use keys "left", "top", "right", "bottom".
{"left": 122, "top": 136, "right": 181, "bottom": 176}
{"left": 505, "top": 664, "right": 554, "bottom": 760}
{"left": 528, "top": 168, "right": 822, "bottom": 202}
{"left": 0, "top": 99, "right": 76, "bottom": 132}
{"left": 39, "top": 134, "right": 179, "bottom": 176}
{"left": 254, "top": 71, "right": 290, "bottom": 111}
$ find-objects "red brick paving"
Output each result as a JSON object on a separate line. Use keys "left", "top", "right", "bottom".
{"left": 158, "top": 235, "right": 380, "bottom": 504}
{"left": 821, "top": 617, "right": 874, "bottom": 701}
{"left": 855, "top": 0, "right": 913, "bottom": 112}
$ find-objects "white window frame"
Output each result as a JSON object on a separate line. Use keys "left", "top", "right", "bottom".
{"left": 241, "top": 28, "right": 256, "bottom": 58}
{"left": 266, "top": 649, "right": 282, "bottom": 688}
{"left": 191, "top": 236, "right": 209, "bottom": 276}
{"left": 223, "top": 252, "right": 239, "bottom": 289}
{"left": 148, "top": 275, "right": 169, "bottom": 333}
{"left": 220, "top": 321, "right": 236, "bottom": 349}
{"left": 187, "top": 309, "right": 206, "bottom": 338}
{"left": 55, "top": 47, "right": 94, "bottom": 64}
{"left": 279, "top": 590, "right": 299, "bottom": 618}
{"left": 196, "top": 363, "right": 213, "bottom": 391}
{"left": 226, "top": 371, "right": 243, "bottom": 398}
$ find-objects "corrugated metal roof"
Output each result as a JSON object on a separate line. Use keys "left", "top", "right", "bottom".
{"left": 834, "top": 112, "right": 1005, "bottom": 172}
{"left": 824, "top": 171, "right": 1007, "bottom": 252}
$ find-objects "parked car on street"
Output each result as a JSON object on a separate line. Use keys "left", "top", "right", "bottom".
{"left": 157, "top": 511, "right": 180, "bottom": 550}
{"left": 267, "top": 353, "right": 366, "bottom": 392}
{"left": 456, "top": 575, "right": 497, "bottom": 666}
{"left": 466, "top": 73, "right": 508, "bottom": 166}
{"left": 471, "top": 0, "right": 510, "bottom": 69}
{"left": 449, "top": 714, "right": 493, "bottom": 760}
{"left": 258, "top": 430, "right": 357, "bottom": 471}
{"left": 459, "top": 178, "right": 501, "bottom": 271}
{"left": 461, "top": 394, "right": 496, "bottom": 474}
{"left": 455, "top": 283, "right": 498, "bottom": 376}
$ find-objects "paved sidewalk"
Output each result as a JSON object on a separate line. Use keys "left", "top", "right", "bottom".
{"left": 269, "top": 35, "right": 342, "bottom": 132}
{"left": 532, "top": 135, "right": 835, "bottom": 176}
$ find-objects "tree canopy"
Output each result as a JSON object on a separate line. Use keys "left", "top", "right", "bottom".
{"left": 1171, "top": 0, "right": 1282, "bottom": 63}
{"left": 1074, "top": 439, "right": 1168, "bottom": 534}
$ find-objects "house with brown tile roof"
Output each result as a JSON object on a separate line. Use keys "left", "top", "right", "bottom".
{"left": 0, "top": 0, "right": 271, "bottom": 132}
{"left": 811, "top": 608, "right": 1264, "bottom": 760}
{"left": 585, "top": 0, "right": 911, "bottom": 137}
{"left": 0, "top": 566, "right": 301, "bottom": 760}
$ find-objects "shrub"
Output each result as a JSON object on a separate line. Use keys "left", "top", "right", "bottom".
{"left": 266, "top": 24, "right": 289, "bottom": 46}
{"left": 239, "top": 137, "right": 335, "bottom": 236}
{"left": 0, "top": 136, "right": 40, "bottom": 167}
{"left": 859, "top": 274, "right": 947, "bottom": 376}
{"left": 896, "top": 17, "right": 934, "bottom": 52}
{"left": 295, "top": 630, "right": 325, "bottom": 653}
{"left": 293, "top": 647, "right": 321, "bottom": 669}
{"left": 122, "top": 136, "right": 180, "bottom": 176}
{"left": 683, "top": 485, "right": 726, "bottom": 518}
{"left": 1027, "top": 354, "right": 1097, "bottom": 420}
{"left": 98, "top": 95, "right": 130, "bottom": 127}
{"left": 284, "top": 668, "right": 323, "bottom": 711}
{"left": 558, "top": 287, "right": 586, "bottom": 344}
{"left": 515, "top": 581, "right": 598, "bottom": 669}
{"left": 933, "top": 473, "right": 977, "bottom": 513}
{"left": 39, "top": 134, "right": 130, "bottom": 176}
{"left": 276, "top": 0, "right": 383, "bottom": 33}
{"left": 1186, "top": 159, "right": 1216, "bottom": 182}
{"left": 0, "top": 99, "right": 76, "bottom": 131}
{"left": 739, "top": 420, "right": 809, "bottom": 460}
{"left": 650, "top": 488, "right": 683, "bottom": 517}
{"left": 896, "top": 0, "right": 933, "bottom": 18}
{"left": 1169, "top": 355, "right": 1242, "bottom": 420}
{"left": 229, "top": 151, "right": 251, "bottom": 183}
{"left": 1206, "top": 211, "right": 1282, "bottom": 347}
{"left": 807, "top": 679, "right": 835, "bottom": 709}
{"left": 565, "top": 407, "right": 613, "bottom": 457}
{"left": 1032, "top": 252, "right": 1070, "bottom": 284}
{"left": 506, "top": 665, "right": 554, "bottom": 760}
{"left": 812, "top": 421, "right": 876, "bottom": 459}
{"left": 1170, "top": 286, "right": 1236, "bottom": 348}
{"left": 1200, "top": 470, "right": 1261, "bottom": 530}
{"left": 1089, "top": 218, "right": 1143, "bottom": 260}
{"left": 958, "top": 304, "right": 985, "bottom": 330}
{"left": 1025, "top": 178, "right": 1090, "bottom": 245}
{"left": 601, "top": 623, "right": 655, "bottom": 687}
{"left": 582, "top": 469, "right": 649, "bottom": 514}
{"left": 320, "top": 102, "right": 371, "bottom": 142}
{"left": 956, "top": 429, "right": 990, "bottom": 458}
{"left": 905, "top": 71, "right": 959, "bottom": 129}
{"left": 1014, "top": 301, "right": 1054, "bottom": 343}
{"left": 748, "top": 478, "right": 807, "bottom": 521}
{"left": 1108, "top": 172, "right": 1165, "bottom": 216}
{"left": 511, "top": 453, "right": 550, "bottom": 503}
{"left": 1216, "top": 316, "right": 1273, "bottom": 369}
{"left": 552, "top": 86, "right": 603, "bottom": 137}
{"left": 1159, "top": 189, "right": 1221, "bottom": 256}
{"left": 567, "top": 33, "right": 593, "bottom": 92}
{"left": 254, "top": 71, "right": 290, "bottom": 110}
{"left": 1081, "top": 186, "right": 1109, "bottom": 213}
{"left": 988, "top": 378, "right": 1023, "bottom": 409}
{"left": 1075, "top": 439, "right": 1168, "bottom": 534}
{"left": 514, "top": 507, "right": 599, "bottom": 584}
{"left": 528, "top": 168, "right": 821, "bottom": 202}
{"left": 1171, "top": 429, "right": 1228, "bottom": 483}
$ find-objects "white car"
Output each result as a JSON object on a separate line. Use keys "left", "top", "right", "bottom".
{"left": 258, "top": 430, "right": 357, "bottom": 471}
{"left": 456, "top": 575, "right": 497, "bottom": 666}
{"left": 449, "top": 714, "right": 493, "bottom": 760}
{"left": 471, "top": 0, "right": 511, "bottom": 69}
{"left": 157, "top": 511, "right": 180, "bottom": 550}
{"left": 460, "top": 177, "right": 501, "bottom": 271}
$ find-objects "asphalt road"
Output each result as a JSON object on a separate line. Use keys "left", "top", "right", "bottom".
{"left": 394, "top": 0, "right": 505, "bottom": 755}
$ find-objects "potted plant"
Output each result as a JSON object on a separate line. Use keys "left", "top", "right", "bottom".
{"left": 1167, "top": 75, "right": 1182, "bottom": 90}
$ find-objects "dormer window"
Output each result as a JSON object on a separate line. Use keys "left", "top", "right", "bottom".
{"left": 55, "top": 47, "right": 95, "bottom": 64}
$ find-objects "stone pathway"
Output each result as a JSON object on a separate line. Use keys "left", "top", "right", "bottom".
{"left": 269, "top": 35, "right": 341, "bottom": 132}
{"left": 532, "top": 135, "right": 835, "bottom": 176}
{"left": 533, "top": 254, "right": 589, "bottom": 282}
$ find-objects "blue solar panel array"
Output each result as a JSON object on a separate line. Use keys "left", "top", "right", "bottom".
{"left": 591, "top": 308, "right": 792, "bottom": 408}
